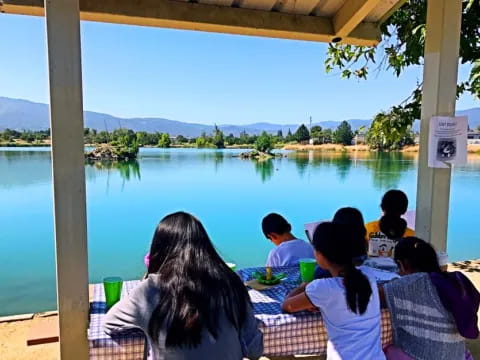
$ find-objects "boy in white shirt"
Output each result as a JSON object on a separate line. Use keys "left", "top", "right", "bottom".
{"left": 262, "top": 213, "right": 314, "bottom": 267}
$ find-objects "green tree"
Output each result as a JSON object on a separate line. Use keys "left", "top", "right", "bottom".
{"left": 310, "top": 125, "right": 322, "bottom": 140}
{"left": 254, "top": 131, "right": 274, "bottom": 153}
{"left": 1, "top": 129, "right": 14, "bottom": 142}
{"left": 285, "top": 129, "right": 295, "bottom": 142}
{"left": 20, "top": 131, "right": 35, "bottom": 143}
{"left": 95, "top": 131, "right": 109, "bottom": 143}
{"left": 84, "top": 128, "right": 97, "bottom": 144}
{"left": 366, "top": 111, "right": 415, "bottom": 150}
{"left": 196, "top": 132, "right": 209, "bottom": 148}
{"left": 2, "top": 129, "right": 19, "bottom": 141}
{"left": 158, "top": 133, "right": 171, "bottom": 148}
{"left": 225, "top": 133, "right": 236, "bottom": 146}
{"left": 274, "top": 129, "right": 284, "bottom": 143}
{"left": 103, "top": 129, "right": 139, "bottom": 158}
{"left": 324, "top": 0, "right": 479, "bottom": 145}
{"left": 147, "top": 132, "right": 161, "bottom": 145}
{"left": 333, "top": 121, "right": 354, "bottom": 145}
{"left": 294, "top": 124, "right": 310, "bottom": 143}
{"left": 136, "top": 131, "right": 149, "bottom": 146}
{"left": 175, "top": 135, "right": 187, "bottom": 144}
{"left": 239, "top": 130, "right": 249, "bottom": 145}
{"left": 212, "top": 125, "right": 225, "bottom": 149}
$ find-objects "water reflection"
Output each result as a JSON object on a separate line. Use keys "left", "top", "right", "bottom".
{"left": 362, "top": 152, "right": 416, "bottom": 190}
{"left": 288, "top": 151, "right": 415, "bottom": 188}
{"left": 85, "top": 160, "right": 141, "bottom": 181}
{"left": 254, "top": 159, "right": 274, "bottom": 183}
{"left": 0, "top": 150, "right": 52, "bottom": 188}
{"left": 293, "top": 152, "right": 309, "bottom": 178}
{"left": 213, "top": 151, "right": 224, "bottom": 172}
{"left": 334, "top": 153, "right": 352, "bottom": 181}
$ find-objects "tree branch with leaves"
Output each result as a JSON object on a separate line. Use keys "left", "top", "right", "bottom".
{"left": 324, "top": 0, "right": 479, "bottom": 150}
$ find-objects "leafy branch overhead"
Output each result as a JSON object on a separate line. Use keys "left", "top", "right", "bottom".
{"left": 324, "top": 0, "right": 479, "bottom": 150}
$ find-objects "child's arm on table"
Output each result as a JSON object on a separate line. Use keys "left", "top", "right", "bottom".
{"left": 282, "top": 283, "right": 317, "bottom": 313}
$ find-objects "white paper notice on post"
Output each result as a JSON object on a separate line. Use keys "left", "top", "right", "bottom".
{"left": 428, "top": 116, "right": 468, "bottom": 168}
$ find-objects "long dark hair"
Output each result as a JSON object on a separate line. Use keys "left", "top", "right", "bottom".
{"left": 312, "top": 222, "right": 372, "bottom": 314}
{"left": 379, "top": 189, "right": 408, "bottom": 239}
{"left": 394, "top": 237, "right": 442, "bottom": 273}
{"left": 147, "top": 212, "right": 250, "bottom": 347}
{"left": 333, "top": 207, "right": 367, "bottom": 262}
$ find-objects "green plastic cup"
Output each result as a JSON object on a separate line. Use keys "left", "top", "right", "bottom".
{"left": 299, "top": 258, "right": 317, "bottom": 282}
{"left": 103, "top": 277, "right": 123, "bottom": 309}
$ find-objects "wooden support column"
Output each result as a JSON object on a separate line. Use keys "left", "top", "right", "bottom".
{"left": 415, "top": 0, "right": 462, "bottom": 252}
{"left": 45, "top": 0, "right": 89, "bottom": 358}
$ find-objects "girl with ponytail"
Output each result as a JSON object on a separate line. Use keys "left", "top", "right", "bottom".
{"left": 365, "top": 190, "right": 414, "bottom": 255}
{"left": 282, "top": 222, "right": 385, "bottom": 360}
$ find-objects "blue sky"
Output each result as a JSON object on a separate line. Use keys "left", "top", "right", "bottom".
{"left": 0, "top": 14, "right": 478, "bottom": 125}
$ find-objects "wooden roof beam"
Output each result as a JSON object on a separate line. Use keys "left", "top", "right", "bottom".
{"left": 333, "top": 0, "right": 381, "bottom": 38}
{"left": 1, "top": 0, "right": 381, "bottom": 46}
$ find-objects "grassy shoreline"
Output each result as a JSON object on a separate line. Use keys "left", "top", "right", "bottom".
{"left": 3, "top": 142, "right": 480, "bottom": 156}
{"left": 284, "top": 143, "right": 480, "bottom": 155}
{"left": 0, "top": 142, "right": 50, "bottom": 147}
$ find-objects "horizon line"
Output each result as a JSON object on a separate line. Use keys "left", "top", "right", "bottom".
{"left": 0, "top": 95, "right": 478, "bottom": 127}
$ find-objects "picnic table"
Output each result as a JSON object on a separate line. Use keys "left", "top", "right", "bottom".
{"left": 88, "top": 266, "right": 393, "bottom": 359}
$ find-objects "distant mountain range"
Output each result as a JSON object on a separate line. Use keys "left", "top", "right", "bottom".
{"left": 0, "top": 96, "right": 479, "bottom": 137}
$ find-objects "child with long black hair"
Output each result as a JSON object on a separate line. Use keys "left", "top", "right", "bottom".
{"left": 282, "top": 222, "right": 385, "bottom": 360}
{"left": 383, "top": 237, "right": 479, "bottom": 360}
{"left": 103, "top": 212, "right": 263, "bottom": 360}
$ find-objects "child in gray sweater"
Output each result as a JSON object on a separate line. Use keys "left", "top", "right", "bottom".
{"left": 103, "top": 212, "right": 263, "bottom": 360}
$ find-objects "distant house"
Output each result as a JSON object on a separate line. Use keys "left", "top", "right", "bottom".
{"left": 414, "top": 134, "right": 420, "bottom": 145}
{"left": 354, "top": 132, "right": 366, "bottom": 145}
{"left": 468, "top": 130, "right": 480, "bottom": 144}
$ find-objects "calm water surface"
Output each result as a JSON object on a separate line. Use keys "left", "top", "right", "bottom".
{"left": 1, "top": 147, "right": 479, "bottom": 315}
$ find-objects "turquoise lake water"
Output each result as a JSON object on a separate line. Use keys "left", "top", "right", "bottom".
{"left": 1, "top": 147, "right": 479, "bottom": 315}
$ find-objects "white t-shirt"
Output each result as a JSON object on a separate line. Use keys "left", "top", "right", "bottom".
{"left": 305, "top": 270, "right": 386, "bottom": 360}
{"left": 266, "top": 239, "right": 314, "bottom": 267}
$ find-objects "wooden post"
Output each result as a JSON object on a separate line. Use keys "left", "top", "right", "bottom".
{"left": 45, "top": 0, "right": 89, "bottom": 358}
{"left": 415, "top": 0, "right": 462, "bottom": 252}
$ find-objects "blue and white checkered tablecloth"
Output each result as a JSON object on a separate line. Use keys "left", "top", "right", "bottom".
{"left": 89, "top": 266, "right": 393, "bottom": 359}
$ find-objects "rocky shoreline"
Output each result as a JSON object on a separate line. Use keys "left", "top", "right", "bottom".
{"left": 84, "top": 144, "right": 137, "bottom": 161}
{"left": 236, "top": 150, "right": 285, "bottom": 160}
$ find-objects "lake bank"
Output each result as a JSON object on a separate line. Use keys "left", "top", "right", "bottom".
{"left": 283, "top": 143, "right": 480, "bottom": 154}
{"left": 4, "top": 141, "right": 480, "bottom": 155}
